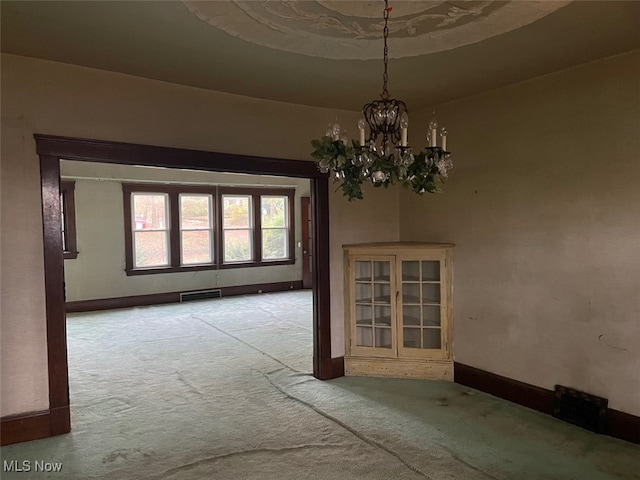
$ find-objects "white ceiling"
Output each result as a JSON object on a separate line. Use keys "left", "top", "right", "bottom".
{"left": 1, "top": 1, "right": 639, "bottom": 111}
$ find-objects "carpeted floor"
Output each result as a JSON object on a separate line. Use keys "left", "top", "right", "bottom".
{"left": 1, "top": 291, "right": 638, "bottom": 479}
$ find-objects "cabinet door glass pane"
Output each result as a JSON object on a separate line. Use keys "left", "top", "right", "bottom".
{"left": 355, "top": 261, "right": 371, "bottom": 281}
{"left": 374, "top": 305, "right": 391, "bottom": 326}
{"left": 375, "top": 328, "right": 392, "bottom": 348}
{"left": 403, "top": 305, "right": 421, "bottom": 326}
{"left": 356, "top": 305, "right": 372, "bottom": 325}
{"left": 402, "top": 283, "right": 420, "bottom": 304}
{"left": 356, "top": 327, "right": 373, "bottom": 347}
{"left": 423, "top": 329, "right": 441, "bottom": 349}
{"left": 400, "top": 258, "right": 444, "bottom": 352}
{"left": 423, "top": 305, "right": 441, "bottom": 326}
{"left": 356, "top": 283, "right": 371, "bottom": 303}
{"left": 422, "top": 261, "right": 440, "bottom": 281}
{"left": 402, "top": 261, "right": 420, "bottom": 281}
{"left": 403, "top": 328, "right": 421, "bottom": 348}
{"left": 373, "top": 261, "right": 390, "bottom": 281}
{"left": 422, "top": 283, "right": 440, "bottom": 304}
{"left": 374, "top": 283, "right": 391, "bottom": 303}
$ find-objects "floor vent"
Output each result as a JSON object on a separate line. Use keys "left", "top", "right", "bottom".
{"left": 180, "top": 289, "right": 222, "bottom": 302}
{"left": 553, "top": 385, "right": 608, "bottom": 433}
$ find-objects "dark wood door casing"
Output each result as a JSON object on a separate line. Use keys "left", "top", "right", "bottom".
{"left": 301, "top": 196, "right": 312, "bottom": 289}
{"left": 27, "top": 134, "right": 343, "bottom": 444}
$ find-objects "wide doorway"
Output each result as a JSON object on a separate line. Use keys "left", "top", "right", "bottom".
{"left": 37, "top": 135, "right": 337, "bottom": 439}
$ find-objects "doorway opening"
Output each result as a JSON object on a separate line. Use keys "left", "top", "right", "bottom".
{"left": 37, "top": 134, "right": 342, "bottom": 439}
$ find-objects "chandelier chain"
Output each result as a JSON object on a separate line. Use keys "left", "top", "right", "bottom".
{"left": 382, "top": 0, "right": 390, "bottom": 99}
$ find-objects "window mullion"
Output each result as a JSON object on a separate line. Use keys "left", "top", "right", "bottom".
{"left": 169, "top": 193, "right": 180, "bottom": 267}
{"left": 254, "top": 194, "right": 262, "bottom": 262}
{"left": 214, "top": 187, "right": 222, "bottom": 266}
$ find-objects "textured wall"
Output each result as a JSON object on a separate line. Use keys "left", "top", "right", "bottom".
{"left": 402, "top": 51, "right": 640, "bottom": 415}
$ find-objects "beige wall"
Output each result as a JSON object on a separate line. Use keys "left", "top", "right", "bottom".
{"left": 3, "top": 49, "right": 637, "bottom": 420}
{"left": 402, "top": 51, "right": 640, "bottom": 415}
{"left": 61, "top": 161, "right": 310, "bottom": 302}
{"left": 0, "top": 54, "right": 396, "bottom": 416}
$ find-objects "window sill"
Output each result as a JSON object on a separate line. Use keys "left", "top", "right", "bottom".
{"left": 125, "top": 258, "right": 295, "bottom": 276}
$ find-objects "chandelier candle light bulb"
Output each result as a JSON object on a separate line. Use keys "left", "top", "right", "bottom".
{"left": 400, "top": 112, "right": 409, "bottom": 147}
{"left": 310, "top": 0, "right": 453, "bottom": 201}
{"left": 331, "top": 120, "right": 341, "bottom": 141}
{"left": 358, "top": 116, "right": 366, "bottom": 146}
{"left": 429, "top": 114, "right": 438, "bottom": 147}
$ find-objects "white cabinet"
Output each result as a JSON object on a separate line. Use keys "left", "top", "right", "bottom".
{"left": 343, "top": 243, "right": 454, "bottom": 380}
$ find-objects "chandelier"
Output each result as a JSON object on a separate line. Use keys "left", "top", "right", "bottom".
{"left": 311, "top": 0, "right": 452, "bottom": 201}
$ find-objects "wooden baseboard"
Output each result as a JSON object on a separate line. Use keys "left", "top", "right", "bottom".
{"left": 454, "top": 362, "right": 639, "bottom": 444}
{"left": 454, "top": 363, "right": 554, "bottom": 414}
{"left": 1, "top": 407, "right": 70, "bottom": 446}
{"left": 66, "top": 281, "right": 304, "bottom": 313}
{"left": 605, "top": 409, "right": 640, "bottom": 444}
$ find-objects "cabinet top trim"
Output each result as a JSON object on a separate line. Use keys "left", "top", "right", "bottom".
{"left": 343, "top": 242, "right": 455, "bottom": 251}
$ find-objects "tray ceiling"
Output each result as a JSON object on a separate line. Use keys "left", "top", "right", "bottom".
{"left": 1, "top": 1, "right": 639, "bottom": 110}
{"left": 184, "top": 1, "right": 569, "bottom": 59}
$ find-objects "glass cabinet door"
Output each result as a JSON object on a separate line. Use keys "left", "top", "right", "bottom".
{"left": 399, "top": 258, "right": 444, "bottom": 356}
{"left": 352, "top": 258, "right": 394, "bottom": 353}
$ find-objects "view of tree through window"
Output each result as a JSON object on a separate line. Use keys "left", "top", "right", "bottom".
{"left": 180, "top": 194, "right": 213, "bottom": 264}
{"left": 261, "top": 196, "right": 288, "bottom": 259}
{"left": 223, "top": 195, "right": 252, "bottom": 262}
{"left": 132, "top": 193, "right": 169, "bottom": 267}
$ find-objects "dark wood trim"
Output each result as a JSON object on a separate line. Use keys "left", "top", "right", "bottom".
{"left": 252, "top": 191, "right": 262, "bottom": 262}
{"left": 454, "top": 363, "right": 639, "bottom": 444}
{"left": 34, "top": 134, "right": 333, "bottom": 446}
{"left": 0, "top": 406, "right": 71, "bottom": 446}
{"left": 214, "top": 185, "right": 221, "bottom": 266}
{"left": 39, "top": 155, "right": 71, "bottom": 435}
{"left": 606, "top": 409, "right": 640, "bottom": 444}
{"left": 125, "top": 259, "right": 296, "bottom": 276}
{"left": 35, "top": 135, "right": 322, "bottom": 179}
{"left": 60, "top": 180, "right": 78, "bottom": 259}
{"left": 454, "top": 363, "right": 554, "bottom": 414}
{"left": 49, "top": 405, "right": 71, "bottom": 437}
{"left": 311, "top": 176, "right": 332, "bottom": 379}
{"left": 169, "top": 193, "right": 181, "bottom": 267}
{"left": 66, "top": 281, "right": 304, "bottom": 312}
{"left": 122, "top": 183, "right": 296, "bottom": 273}
{"left": 328, "top": 356, "right": 345, "bottom": 379}
{"left": 122, "top": 186, "right": 134, "bottom": 271}
{"left": 301, "top": 196, "right": 312, "bottom": 289}
{"left": 1, "top": 411, "right": 52, "bottom": 446}
{"left": 68, "top": 292, "right": 180, "bottom": 312}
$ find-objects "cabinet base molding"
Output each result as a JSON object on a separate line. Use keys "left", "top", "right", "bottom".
{"left": 345, "top": 356, "right": 453, "bottom": 380}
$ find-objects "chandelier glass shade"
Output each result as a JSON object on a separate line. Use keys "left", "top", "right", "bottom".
{"left": 310, "top": 0, "right": 453, "bottom": 201}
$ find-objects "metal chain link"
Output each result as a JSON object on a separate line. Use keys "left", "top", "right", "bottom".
{"left": 382, "top": 0, "right": 390, "bottom": 99}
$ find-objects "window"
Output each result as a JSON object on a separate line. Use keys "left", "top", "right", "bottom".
{"left": 123, "top": 184, "right": 294, "bottom": 275}
{"left": 261, "top": 196, "right": 289, "bottom": 260}
{"left": 60, "top": 181, "right": 78, "bottom": 259}
{"left": 222, "top": 195, "right": 252, "bottom": 263}
{"left": 180, "top": 194, "right": 214, "bottom": 265}
{"left": 131, "top": 193, "right": 169, "bottom": 268}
